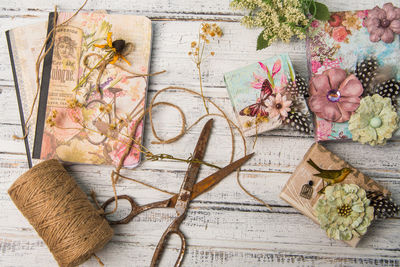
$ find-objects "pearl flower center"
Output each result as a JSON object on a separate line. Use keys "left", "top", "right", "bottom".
{"left": 327, "top": 89, "right": 341, "bottom": 102}
{"left": 369, "top": 116, "right": 382, "bottom": 128}
{"left": 276, "top": 103, "right": 282, "bottom": 109}
{"left": 380, "top": 19, "right": 390, "bottom": 28}
{"left": 337, "top": 204, "right": 352, "bottom": 217}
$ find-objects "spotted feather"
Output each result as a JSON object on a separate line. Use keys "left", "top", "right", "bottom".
{"left": 375, "top": 79, "right": 400, "bottom": 99}
{"left": 284, "top": 112, "right": 312, "bottom": 134}
{"left": 355, "top": 57, "right": 378, "bottom": 94}
{"left": 285, "top": 73, "right": 308, "bottom": 98}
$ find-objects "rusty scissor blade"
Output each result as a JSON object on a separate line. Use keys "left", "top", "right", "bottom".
{"left": 168, "top": 152, "right": 254, "bottom": 207}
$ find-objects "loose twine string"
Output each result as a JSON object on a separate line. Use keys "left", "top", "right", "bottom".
{"left": 11, "top": 0, "right": 272, "bottom": 265}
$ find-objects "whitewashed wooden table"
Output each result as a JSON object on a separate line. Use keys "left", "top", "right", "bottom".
{"left": 1, "top": 0, "right": 400, "bottom": 266}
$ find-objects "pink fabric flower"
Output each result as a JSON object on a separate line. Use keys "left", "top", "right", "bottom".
{"left": 265, "top": 93, "right": 292, "bottom": 119}
{"left": 365, "top": 3, "right": 400, "bottom": 43}
{"left": 332, "top": 26, "right": 348, "bottom": 42}
{"left": 316, "top": 120, "right": 333, "bottom": 140}
{"left": 308, "top": 68, "right": 363, "bottom": 122}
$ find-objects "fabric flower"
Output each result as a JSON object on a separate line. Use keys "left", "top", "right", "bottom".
{"left": 308, "top": 68, "right": 364, "bottom": 122}
{"left": 332, "top": 26, "right": 348, "bottom": 42}
{"left": 365, "top": 3, "right": 400, "bottom": 43}
{"left": 265, "top": 93, "right": 292, "bottom": 119}
{"left": 348, "top": 94, "right": 399, "bottom": 146}
{"left": 314, "top": 184, "right": 374, "bottom": 241}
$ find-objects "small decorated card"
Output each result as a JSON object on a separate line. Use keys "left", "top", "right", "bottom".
{"left": 280, "top": 143, "right": 398, "bottom": 247}
{"left": 306, "top": 3, "right": 400, "bottom": 145}
{"left": 224, "top": 54, "right": 311, "bottom": 136}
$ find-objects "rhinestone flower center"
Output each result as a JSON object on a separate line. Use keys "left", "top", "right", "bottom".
{"left": 327, "top": 89, "right": 341, "bottom": 102}
{"left": 337, "top": 204, "right": 352, "bottom": 217}
{"left": 380, "top": 19, "right": 390, "bottom": 28}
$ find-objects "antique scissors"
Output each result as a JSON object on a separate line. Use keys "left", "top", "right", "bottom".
{"left": 102, "top": 119, "right": 254, "bottom": 266}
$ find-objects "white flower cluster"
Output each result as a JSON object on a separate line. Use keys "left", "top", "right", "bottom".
{"left": 231, "top": 0, "right": 310, "bottom": 46}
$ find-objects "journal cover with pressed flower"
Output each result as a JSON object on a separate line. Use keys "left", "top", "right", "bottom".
{"left": 32, "top": 12, "right": 152, "bottom": 167}
{"left": 306, "top": 6, "right": 400, "bottom": 143}
{"left": 224, "top": 54, "right": 311, "bottom": 136}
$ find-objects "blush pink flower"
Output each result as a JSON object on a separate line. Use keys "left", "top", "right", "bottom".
{"left": 265, "top": 93, "right": 292, "bottom": 119}
{"left": 365, "top": 3, "right": 400, "bottom": 43}
{"left": 332, "top": 26, "right": 348, "bottom": 42}
{"left": 308, "top": 68, "right": 363, "bottom": 122}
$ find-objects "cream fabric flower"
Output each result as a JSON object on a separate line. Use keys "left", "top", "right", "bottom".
{"left": 314, "top": 184, "right": 374, "bottom": 241}
{"left": 348, "top": 94, "right": 398, "bottom": 146}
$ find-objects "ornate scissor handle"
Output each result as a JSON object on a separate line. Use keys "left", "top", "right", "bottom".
{"left": 101, "top": 195, "right": 138, "bottom": 225}
{"left": 150, "top": 216, "right": 186, "bottom": 267}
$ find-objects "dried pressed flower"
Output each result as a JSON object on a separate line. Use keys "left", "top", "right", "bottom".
{"left": 188, "top": 23, "right": 223, "bottom": 114}
{"left": 94, "top": 32, "right": 134, "bottom": 65}
{"left": 314, "top": 184, "right": 374, "bottom": 241}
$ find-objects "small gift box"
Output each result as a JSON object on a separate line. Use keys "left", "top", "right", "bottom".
{"left": 224, "top": 53, "right": 311, "bottom": 137}
{"left": 306, "top": 3, "right": 400, "bottom": 145}
{"left": 280, "top": 143, "right": 398, "bottom": 247}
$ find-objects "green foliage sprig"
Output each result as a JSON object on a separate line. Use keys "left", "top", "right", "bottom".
{"left": 230, "top": 0, "right": 330, "bottom": 50}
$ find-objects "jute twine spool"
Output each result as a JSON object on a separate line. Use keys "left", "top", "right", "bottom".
{"left": 8, "top": 159, "right": 113, "bottom": 267}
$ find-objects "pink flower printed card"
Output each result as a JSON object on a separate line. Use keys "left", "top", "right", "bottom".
{"left": 224, "top": 54, "right": 312, "bottom": 137}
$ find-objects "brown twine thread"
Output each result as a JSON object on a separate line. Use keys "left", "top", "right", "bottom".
{"left": 8, "top": 159, "right": 113, "bottom": 267}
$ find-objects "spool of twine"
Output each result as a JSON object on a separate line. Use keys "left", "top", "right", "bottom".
{"left": 8, "top": 159, "right": 113, "bottom": 267}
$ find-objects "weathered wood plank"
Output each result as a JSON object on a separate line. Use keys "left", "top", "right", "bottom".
{"left": 1, "top": 0, "right": 400, "bottom": 266}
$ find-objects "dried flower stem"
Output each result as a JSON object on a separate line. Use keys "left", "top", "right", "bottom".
{"left": 197, "top": 63, "right": 209, "bottom": 114}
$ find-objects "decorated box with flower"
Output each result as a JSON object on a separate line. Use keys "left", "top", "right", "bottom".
{"left": 280, "top": 143, "right": 398, "bottom": 247}
{"left": 306, "top": 3, "right": 400, "bottom": 145}
{"left": 224, "top": 54, "right": 312, "bottom": 136}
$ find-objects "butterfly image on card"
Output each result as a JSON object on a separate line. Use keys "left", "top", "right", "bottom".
{"left": 239, "top": 78, "right": 272, "bottom": 117}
